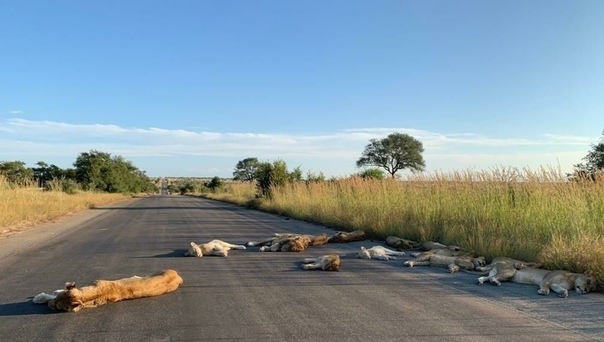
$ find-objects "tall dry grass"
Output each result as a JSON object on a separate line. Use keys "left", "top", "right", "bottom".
{"left": 0, "top": 176, "right": 130, "bottom": 236}
{"left": 205, "top": 167, "right": 604, "bottom": 283}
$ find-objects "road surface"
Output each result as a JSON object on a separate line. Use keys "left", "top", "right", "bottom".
{"left": 1, "top": 195, "right": 603, "bottom": 342}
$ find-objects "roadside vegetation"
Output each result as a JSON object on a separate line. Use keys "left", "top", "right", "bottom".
{"left": 204, "top": 169, "right": 604, "bottom": 283}
{"left": 0, "top": 177, "right": 130, "bottom": 236}
{"left": 201, "top": 131, "right": 604, "bottom": 284}
{"left": 0, "top": 150, "right": 158, "bottom": 235}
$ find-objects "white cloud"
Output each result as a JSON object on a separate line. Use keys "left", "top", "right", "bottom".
{"left": 0, "top": 118, "right": 596, "bottom": 177}
{"left": 10, "top": 110, "right": 22, "bottom": 114}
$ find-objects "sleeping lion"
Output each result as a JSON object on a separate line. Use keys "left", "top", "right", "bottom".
{"left": 301, "top": 254, "right": 341, "bottom": 271}
{"left": 357, "top": 246, "right": 405, "bottom": 260}
{"left": 185, "top": 239, "right": 246, "bottom": 257}
{"left": 474, "top": 257, "right": 542, "bottom": 286}
{"left": 32, "top": 269, "right": 183, "bottom": 312}
{"left": 404, "top": 251, "right": 485, "bottom": 273}
{"left": 328, "top": 230, "right": 366, "bottom": 243}
{"left": 247, "top": 233, "right": 329, "bottom": 252}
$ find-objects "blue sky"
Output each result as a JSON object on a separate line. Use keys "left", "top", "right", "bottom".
{"left": 1, "top": 1, "right": 603, "bottom": 178}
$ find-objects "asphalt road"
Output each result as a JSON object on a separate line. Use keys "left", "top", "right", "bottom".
{"left": 1, "top": 195, "right": 603, "bottom": 342}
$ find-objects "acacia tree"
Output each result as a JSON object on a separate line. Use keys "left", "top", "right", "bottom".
{"left": 233, "top": 157, "right": 260, "bottom": 182}
{"left": 572, "top": 130, "right": 604, "bottom": 180}
{"left": 356, "top": 133, "right": 425, "bottom": 178}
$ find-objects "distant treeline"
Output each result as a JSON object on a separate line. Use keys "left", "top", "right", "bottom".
{"left": 0, "top": 150, "right": 158, "bottom": 194}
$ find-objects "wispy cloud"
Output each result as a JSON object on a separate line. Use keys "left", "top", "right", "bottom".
{"left": 0, "top": 118, "right": 596, "bottom": 176}
{"left": 10, "top": 110, "right": 22, "bottom": 114}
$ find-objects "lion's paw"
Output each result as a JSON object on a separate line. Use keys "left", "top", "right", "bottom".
{"left": 538, "top": 288, "right": 550, "bottom": 296}
{"left": 404, "top": 261, "right": 414, "bottom": 267}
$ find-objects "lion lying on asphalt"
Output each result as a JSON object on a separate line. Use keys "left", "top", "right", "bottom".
{"left": 475, "top": 257, "right": 542, "bottom": 286}
{"left": 301, "top": 254, "right": 341, "bottom": 271}
{"left": 481, "top": 265, "right": 597, "bottom": 298}
{"left": 415, "top": 241, "right": 461, "bottom": 251}
{"left": 516, "top": 269, "right": 597, "bottom": 298}
{"left": 184, "top": 239, "right": 246, "bottom": 257}
{"left": 247, "top": 233, "right": 329, "bottom": 252}
{"left": 475, "top": 257, "right": 540, "bottom": 286}
{"left": 404, "top": 250, "right": 485, "bottom": 273}
{"left": 328, "top": 230, "right": 366, "bottom": 243}
{"left": 357, "top": 246, "right": 405, "bottom": 260}
{"left": 385, "top": 236, "right": 418, "bottom": 250}
{"left": 32, "top": 269, "right": 183, "bottom": 312}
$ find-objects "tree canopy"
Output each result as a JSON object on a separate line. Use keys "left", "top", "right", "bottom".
{"left": 73, "top": 150, "right": 156, "bottom": 193}
{"left": 572, "top": 130, "right": 604, "bottom": 179}
{"left": 0, "top": 161, "right": 33, "bottom": 184}
{"left": 233, "top": 157, "right": 260, "bottom": 182}
{"left": 356, "top": 132, "right": 425, "bottom": 178}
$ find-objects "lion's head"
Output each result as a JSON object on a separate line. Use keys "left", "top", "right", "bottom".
{"left": 472, "top": 257, "right": 487, "bottom": 268}
{"left": 574, "top": 275, "right": 597, "bottom": 294}
{"left": 281, "top": 236, "right": 310, "bottom": 252}
{"left": 185, "top": 242, "right": 203, "bottom": 257}
{"left": 357, "top": 246, "right": 372, "bottom": 259}
{"left": 323, "top": 254, "right": 341, "bottom": 271}
{"left": 48, "top": 282, "right": 83, "bottom": 312}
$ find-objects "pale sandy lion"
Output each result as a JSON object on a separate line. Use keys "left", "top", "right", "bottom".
{"left": 475, "top": 257, "right": 542, "bottom": 286}
{"left": 357, "top": 246, "right": 406, "bottom": 260}
{"left": 185, "top": 239, "right": 246, "bottom": 257}
{"left": 513, "top": 268, "right": 597, "bottom": 298}
{"left": 301, "top": 254, "right": 341, "bottom": 271}
{"left": 33, "top": 269, "right": 183, "bottom": 312}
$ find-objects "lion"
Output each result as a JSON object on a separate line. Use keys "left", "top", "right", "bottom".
{"left": 247, "top": 233, "right": 328, "bottom": 252}
{"left": 257, "top": 235, "right": 311, "bottom": 252}
{"left": 404, "top": 253, "right": 485, "bottom": 273}
{"left": 357, "top": 246, "right": 406, "bottom": 260}
{"left": 409, "top": 248, "right": 473, "bottom": 258}
{"left": 512, "top": 268, "right": 597, "bottom": 298}
{"left": 301, "top": 254, "right": 341, "bottom": 271}
{"left": 184, "top": 239, "right": 246, "bottom": 257}
{"left": 32, "top": 269, "right": 183, "bottom": 312}
{"left": 385, "top": 236, "right": 418, "bottom": 250}
{"left": 473, "top": 257, "right": 543, "bottom": 286}
{"left": 328, "top": 230, "right": 366, "bottom": 243}
{"left": 415, "top": 241, "right": 461, "bottom": 251}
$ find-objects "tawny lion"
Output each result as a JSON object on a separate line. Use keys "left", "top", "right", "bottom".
{"left": 184, "top": 239, "right": 246, "bottom": 257}
{"left": 404, "top": 252, "right": 485, "bottom": 273}
{"left": 301, "top": 254, "right": 341, "bottom": 271}
{"left": 247, "top": 233, "right": 329, "bottom": 252}
{"left": 385, "top": 236, "right": 418, "bottom": 250}
{"left": 32, "top": 269, "right": 183, "bottom": 312}
{"left": 328, "top": 230, "right": 366, "bottom": 243}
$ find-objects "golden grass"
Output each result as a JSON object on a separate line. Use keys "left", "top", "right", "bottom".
{"left": 0, "top": 178, "right": 130, "bottom": 237}
{"left": 204, "top": 167, "right": 604, "bottom": 283}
